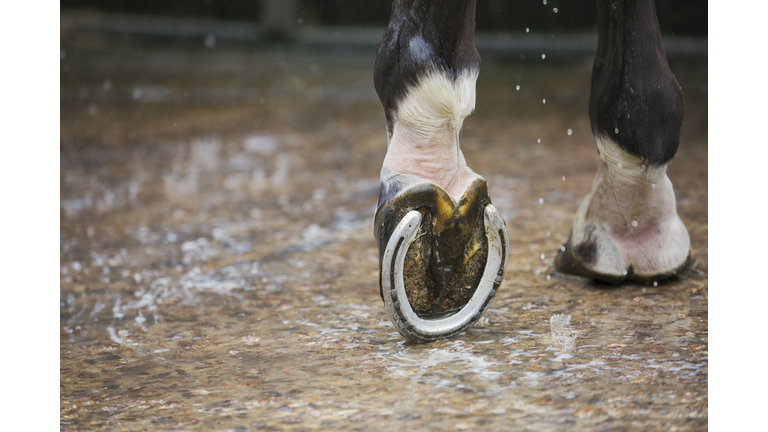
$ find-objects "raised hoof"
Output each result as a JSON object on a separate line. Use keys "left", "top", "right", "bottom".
{"left": 374, "top": 179, "right": 509, "bottom": 343}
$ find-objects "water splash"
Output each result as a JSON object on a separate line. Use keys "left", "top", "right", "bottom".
{"left": 550, "top": 314, "right": 578, "bottom": 349}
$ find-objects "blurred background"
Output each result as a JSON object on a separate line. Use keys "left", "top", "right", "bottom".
{"left": 60, "top": 3, "right": 707, "bottom": 429}
{"left": 62, "top": 0, "right": 706, "bottom": 36}
{"left": 61, "top": 0, "right": 706, "bottom": 61}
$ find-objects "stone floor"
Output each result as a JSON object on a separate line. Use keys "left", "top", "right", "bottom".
{"left": 60, "top": 33, "right": 708, "bottom": 431}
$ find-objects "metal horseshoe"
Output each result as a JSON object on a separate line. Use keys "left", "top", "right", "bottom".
{"left": 381, "top": 204, "right": 509, "bottom": 342}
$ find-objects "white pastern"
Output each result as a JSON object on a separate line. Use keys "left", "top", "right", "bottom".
{"left": 383, "top": 70, "right": 481, "bottom": 199}
{"left": 569, "top": 136, "right": 691, "bottom": 277}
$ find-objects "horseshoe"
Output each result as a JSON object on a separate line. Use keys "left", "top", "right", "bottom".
{"left": 380, "top": 204, "right": 509, "bottom": 342}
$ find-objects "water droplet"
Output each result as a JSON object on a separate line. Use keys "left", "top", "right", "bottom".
{"left": 560, "top": 246, "right": 565, "bottom": 252}
{"left": 540, "top": 253, "right": 545, "bottom": 260}
{"left": 631, "top": 220, "right": 638, "bottom": 227}
{"left": 537, "top": 138, "right": 541, "bottom": 143}
{"left": 567, "top": 128, "right": 573, "bottom": 136}
{"left": 546, "top": 275, "right": 551, "bottom": 280}
{"left": 516, "top": 85, "right": 521, "bottom": 90}
{"left": 553, "top": 8, "right": 558, "bottom": 13}
{"left": 526, "top": 27, "right": 530, "bottom": 33}
{"left": 547, "top": 231, "right": 551, "bottom": 237}
{"left": 614, "top": 127, "right": 619, "bottom": 134}
{"left": 653, "top": 281, "right": 658, "bottom": 287}
{"left": 204, "top": 34, "right": 216, "bottom": 48}
{"left": 562, "top": 176, "right": 565, "bottom": 181}
{"left": 617, "top": 163, "right": 622, "bottom": 168}
{"left": 242, "top": 334, "right": 262, "bottom": 345}
{"left": 539, "top": 198, "right": 544, "bottom": 205}
{"left": 651, "top": 184, "right": 657, "bottom": 189}
{"left": 541, "top": 54, "right": 546, "bottom": 60}
{"left": 542, "top": 98, "right": 546, "bottom": 104}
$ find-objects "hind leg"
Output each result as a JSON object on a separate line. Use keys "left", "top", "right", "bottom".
{"left": 373, "top": 0, "right": 508, "bottom": 341}
{"left": 555, "top": 0, "right": 694, "bottom": 284}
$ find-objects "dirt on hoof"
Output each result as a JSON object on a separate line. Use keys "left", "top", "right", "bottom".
{"left": 403, "top": 207, "right": 488, "bottom": 317}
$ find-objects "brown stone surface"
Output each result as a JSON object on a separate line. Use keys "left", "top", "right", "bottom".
{"left": 61, "top": 32, "right": 707, "bottom": 430}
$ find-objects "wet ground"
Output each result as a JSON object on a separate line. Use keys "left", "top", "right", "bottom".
{"left": 60, "top": 33, "right": 708, "bottom": 430}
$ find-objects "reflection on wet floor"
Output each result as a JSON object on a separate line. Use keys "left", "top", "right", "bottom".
{"left": 61, "top": 35, "right": 707, "bottom": 430}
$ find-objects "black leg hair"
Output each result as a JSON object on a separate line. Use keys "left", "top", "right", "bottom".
{"left": 374, "top": 0, "right": 481, "bottom": 138}
{"left": 589, "top": 0, "right": 685, "bottom": 166}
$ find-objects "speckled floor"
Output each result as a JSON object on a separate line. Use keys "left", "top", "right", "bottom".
{"left": 60, "top": 33, "right": 707, "bottom": 431}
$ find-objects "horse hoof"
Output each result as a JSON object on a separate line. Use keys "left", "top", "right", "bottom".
{"left": 375, "top": 179, "right": 509, "bottom": 342}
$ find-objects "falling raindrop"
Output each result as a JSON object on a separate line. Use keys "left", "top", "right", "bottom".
{"left": 102, "top": 79, "right": 112, "bottom": 91}
{"left": 547, "top": 231, "right": 551, "bottom": 237}
{"left": 622, "top": 269, "right": 628, "bottom": 275}
{"left": 614, "top": 127, "right": 619, "bottom": 134}
{"left": 60, "top": 49, "right": 66, "bottom": 61}
{"left": 537, "top": 138, "right": 541, "bottom": 143}
{"left": 567, "top": 128, "right": 573, "bottom": 136}
{"left": 541, "top": 54, "right": 546, "bottom": 60}
{"left": 539, "top": 198, "right": 544, "bottom": 205}
{"left": 516, "top": 85, "right": 520, "bottom": 90}
{"left": 653, "top": 281, "right": 658, "bottom": 287}
{"left": 546, "top": 275, "right": 551, "bottom": 280}
{"left": 651, "top": 184, "right": 657, "bottom": 189}
{"left": 560, "top": 246, "right": 565, "bottom": 252}
{"left": 543, "top": 0, "right": 547, "bottom": 4}
{"left": 542, "top": 98, "right": 546, "bottom": 104}
{"left": 526, "top": 27, "right": 530, "bottom": 33}
{"left": 631, "top": 221, "right": 638, "bottom": 227}
{"left": 204, "top": 34, "right": 217, "bottom": 48}
{"left": 617, "top": 163, "right": 622, "bottom": 168}
{"left": 540, "top": 253, "right": 545, "bottom": 260}
{"left": 553, "top": 8, "right": 559, "bottom": 13}
{"left": 562, "top": 176, "right": 565, "bottom": 181}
